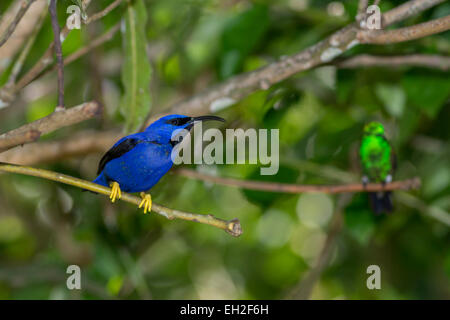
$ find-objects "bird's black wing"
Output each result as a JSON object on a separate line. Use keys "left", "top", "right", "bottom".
{"left": 97, "top": 138, "right": 141, "bottom": 175}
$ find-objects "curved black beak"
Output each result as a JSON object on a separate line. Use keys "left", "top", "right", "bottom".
{"left": 191, "top": 115, "right": 225, "bottom": 123}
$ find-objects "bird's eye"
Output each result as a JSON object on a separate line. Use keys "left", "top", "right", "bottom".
{"left": 165, "top": 117, "right": 191, "bottom": 126}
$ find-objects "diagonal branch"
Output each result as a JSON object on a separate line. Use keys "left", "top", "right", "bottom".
{"left": 0, "top": 162, "right": 243, "bottom": 237}
{"left": 335, "top": 54, "right": 450, "bottom": 71}
{"left": 382, "top": 0, "right": 445, "bottom": 26}
{"left": 0, "top": 130, "right": 119, "bottom": 164}
{"left": 6, "top": 5, "right": 47, "bottom": 85}
{"left": 175, "top": 168, "right": 421, "bottom": 193}
{"left": 0, "top": 0, "right": 36, "bottom": 48}
{"left": 0, "top": 129, "right": 40, "bottom": 153}
{"left": 0, "top": 101, "right": 102, "bottom": 152}
{"left": 63, "top": 23, "right": 120, "bottom": 66}
{"left": 85, "top": 0, "right": 127, "bottom": 24}
{"left": 0, "top": 0, "right": 125, "bottom": 106}
{"left": 359, "top": 15, "right": 450, "bottom": 44}
{"left": 142, "top": 0, "right": 447, "bottom": 127}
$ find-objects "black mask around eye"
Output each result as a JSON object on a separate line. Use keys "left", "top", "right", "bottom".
{"left": 165, "top": 117, "right": 192, "bottom": 126}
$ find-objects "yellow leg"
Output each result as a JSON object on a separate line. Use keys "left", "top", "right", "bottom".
{"left": 109, "top": 181, "right": 122, "bottom": 203}
{"left": 138, "top": 192, "right": 152, "bottom": 214}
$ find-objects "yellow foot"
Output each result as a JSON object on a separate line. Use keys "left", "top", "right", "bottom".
{"left": 109, "top": 181, "right": 122, "bottom": 203}
{"left": 139, "top": 192, "right": 152, "bottom": 214}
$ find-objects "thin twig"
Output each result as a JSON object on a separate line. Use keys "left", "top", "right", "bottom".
{"left": 85, "top": 0, "right": 126, "bottom": 24}
{"left": 0, "top": 0, "right": 36, "bottom": 48}
{"left": 7, "top": 5, "right": 47, "bottom": 85}
{"left": 175, "top": 168, "right": 421, "bottom": 193}
{"left": 359, "top": 15, "right": 450, "bottom": 44}
{"left": 0, "top": 162, "right": 243, "bottom": 237}
{"left": 0, "top": 0, "right": 123, "bottom": 105}
{"left": 60, "top": 23, "right": 120, "bottom": 67}
{"left": 9, "top": 22, "right": 120, "bottom": 87}
{"left": 335, "top": 54, "right": 450, "bottom": 71}
{"left": 0, "top": 101, "right": 101, "bottom": 149}
{"left": 356, "top": 0, "right": 369, "bottom": 23}
{"left": 49, "top": 0, "right": 65, "bottom": 110}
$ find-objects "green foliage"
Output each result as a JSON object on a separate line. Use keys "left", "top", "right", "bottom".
{"left": 402, "top": 72, "right": 450, "bottom": 118}
{"left": 219, "top": 4, "right": 270, "bottom": 79}
{"left": 120, "top": 0, "right": 152, "bottom": 132}
{"left": 0, "top": 0, "right": 449, "bottom": 300}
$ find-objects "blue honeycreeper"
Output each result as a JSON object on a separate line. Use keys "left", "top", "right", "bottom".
{"left": 93, "top": 114, "right": 225, "bottom": 213}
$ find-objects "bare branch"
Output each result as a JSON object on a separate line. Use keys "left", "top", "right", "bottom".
{"left": 0, "top": 0, "right": 36, "bottom": 48}
{"left": 0, "top": 130, "right": 119, "bottom": 164}
{"left": 49, "top": 0, "right": 65, "bottom": 110}
{"left": 61, "top": 23, "right": 120, "bottom": 67}
{"left": 85, "top": 0, "right": 126, "bottom": 24}
{"left": 0, "top": 102, "right": 102, "bottom": 149}
{"left": 336, "top": 54, "right": 450, "bottom": 70}
{"left": 359, "top": 15, "right": 450, "bottom": 44}
{"left": 143, "top": 0, "right": 447, "bottom": 126}
{"left": 382, "top": 0, "right": 445, "bottom": 26}
{"left": 175, "top": 168, "right": 421, "bottom": 193}
{"left": 0, "top": 129, "right": 40, "bottom": 153}
{"left": 356, "top": 0, "right": 369, "bottom": 23}
{"left": 0, "top": 0, "right": 123, "bottom": 106}
{"left": 7, "top": 5, "right": 47, "bottom": 85}
{"left": 0, "top": 163, "right": 243, "bottom": 237}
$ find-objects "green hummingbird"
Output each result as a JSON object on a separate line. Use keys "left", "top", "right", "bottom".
{"left": 359, "top": 122, "right": 395, "bottom": 214}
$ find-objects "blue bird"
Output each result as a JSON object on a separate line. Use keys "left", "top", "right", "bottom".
{"left": 93, "top": 114, "right": 225, "bottom": 213}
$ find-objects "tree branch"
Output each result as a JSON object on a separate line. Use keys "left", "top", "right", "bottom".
{"left": 0, "top": 130, "right": 118, "bottom": 164}
{"left": 356, "top": 0, "right": 369, "bottom": 24}
{"left": 382, "top": 0, "right": 445, "bottom": 26}
{"left": 6, "top": 4, "right": 47, "bottom": 85}
{"left": 0, "top": 162, "right": 243, "bottom": 237}
{"left": 175, "top": 168, "right": 421, "bottom": 193}
{"left": 0, "top": 0, "right": 36, "bottom": 48}
{"left": 49, "top": 0, "right": 65, "bottom": 110}
{"left": 0, "top": 101, "right": 102, "bottom": 151}
{"left": 64, "top": 23, "right": 120, "bottom": 66}
{"left": 85, "top": 0, "right": 126, "bottom": 24}
{"left": 0, "top": 0, "right": 124, "bottom": 106}
{"left": 335, "top": 54, "right": 450, "bottom": 71}
{"left": 142, "top": 0, "right": 447, "bottom": 127}
{"left": 359, "top": 15, "right": 450, "bottom": 44}
{"left": 0, "top": 129, "right": 40, "bottom": 153}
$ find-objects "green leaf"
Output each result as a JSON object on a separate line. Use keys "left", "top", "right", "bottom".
{"left": 375, "top": 83, "right": 405, "bottom": 118}
{"left": 120, "top": 0, "right": 152, "bottom": 132}
{"left": 219, "top": 4, "right": 269, "bottom": 79}
{"left": 402, "top": 72, "right": 450, "bottom": 118}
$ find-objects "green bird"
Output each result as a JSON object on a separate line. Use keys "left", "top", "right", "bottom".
{"left": 359, "top": 122, "right": 395, "bottom": 214}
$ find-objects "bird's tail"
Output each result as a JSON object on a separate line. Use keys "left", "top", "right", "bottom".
{"left": 83, "top": 172, "right": 108, "bottom": 193}
{"left": 93, "top": 171, "right": 109, "bottom": 187}
{"left": 369, "top": 191, "right": 393, "bottom": 214}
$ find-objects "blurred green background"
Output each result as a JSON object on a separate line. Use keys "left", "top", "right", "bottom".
{"left": 0, "top": 0, "right": 449, "bottom": 299}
